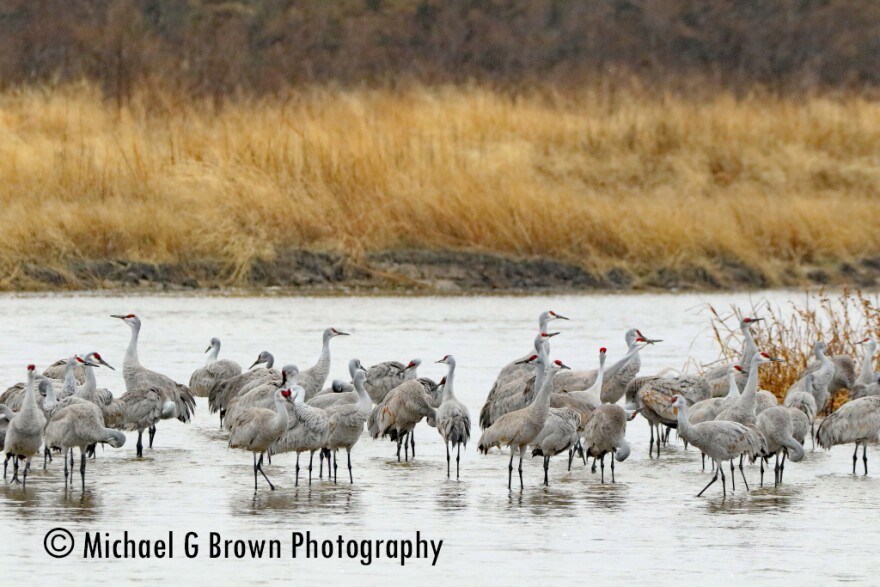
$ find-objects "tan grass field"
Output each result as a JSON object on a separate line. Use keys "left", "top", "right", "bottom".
{"left": 1, "top": 83, "right": 879, "bottom": 287}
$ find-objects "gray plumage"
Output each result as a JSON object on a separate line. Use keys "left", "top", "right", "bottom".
{"left": 273, "top": 385, "right": 331, "bottom": 486}
{"left": 850, "top": 338, "right": 879, "bottom": 400}
{"left": 3, "top": 366, "right": 46, "bottom": 487}
{"left": 308, "top": 358, "right": 366, "bottom": 407}
{"left": 705, "top": 317, "right": 763, "bottom": 396}
{"left": 207, "top": 350, "right": 277, "bottom": 423}
{"left": 189, "top": 337, "right": 242, "bottom": 398}
{"left": 227, "top": 388, "right": 292, "bottom": 491}
{"left": 530, "top": 407, "right": 579, "bottom": 485}
{"left": 581, "top": 404, "right": 633, "bottom": 483}
{"left": 689, "top": 367, "right": 741, "bottom": 425}
{"left": 671, "top": 395, "right": 764, "bottom": 497}
{"left": 478, "top": 353, "right": 569, "bottom": 489}
{"left": 788, "top": 408, "right": 811, "bottom": 446}
{"left": 322, "top": 371, "right": 372, "bottom": 483}
{"left": 628, "top": 373, "right": 681, "bottom": 458}
{"left": 363, "top": 359, "right": 420, "bottom": 404}
{"left": 790, "top": 342, "right": 837, "bottom": 412}
{"left": 112, "top": 314, "right": 196, "bottom": 424}
{"left": 755, "top": 390, "right": 779, "bottom": 414}
{"left": 43, "top": 402, "right": 126, "bottom": 490}
{"left": 757, "top": 407, "right": 805, "bottom": 462}
{"left": 550, "top": 348, "right": 605, "bottom": 431}
{"left": 372, "top": 377, "right": 438, "bottom": 461}
{"left": 817, "top": 395, "right": 880, "bottom": 474}
{"left": 0, "top": 404, "right": 14, "bottom": 452}
{"left": 225, "top": 364, "right": 298, "bottom": 427}
{"left": 300, "top": 328, "right": 350, "bottom": 400}
{"left": 42, "top": 358, "right": 86, "bottom": 384}
{"left": 716, "top": 352, "right": 782, "bottom": 427}
{"left": 435, "top": 356, "right": 471, "bottom": 478}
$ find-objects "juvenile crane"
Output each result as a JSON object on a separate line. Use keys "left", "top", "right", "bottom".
{"left": 435, "top": 355, "right": 471, "bottom": 479}
{"left": 273, "top": 385, "right": 331, "bottom": 486}
{"left": 300, "top": 328, "right": 350, "bottom": 400}
{"left": 189, "top": 337, "right": 242, "bottom": 397}
{"left": 208, "top": 350, "right": 277, "bottom": 427}
{"left": 226, "top": 388, "right": 293, "bottom": 491}
{"left": 322, "top": 370, "right": 372, "bottom": 483}
{"left": 3, "top": 366, "right": 45, "bottom": 488}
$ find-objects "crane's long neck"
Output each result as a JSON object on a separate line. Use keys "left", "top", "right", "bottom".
{"left": 741, "top": 325, "right": 758, "bottom": 369}
{"left": 726, "top": 372, "right": 740, "bottom": 399}
{"left": 740, "top": 360, "right": 760, "bottom": 413}
{"left": 79, "top": 365, "right": 97, "bottom": 395}
{"left": 532, "top": 359, "right": 547, "bottom": 397}
{"left": 443, "top": 360, "right": 456, "bottom": 402}
{"left": 859, "top": 344, "right": 877, "bottom": 385}
{"left": 22, "top": 375, "right": 38, "bottom": 414}
{"left": 44, "top": 382, "right": 58, "bottom": 408}
{"left": 586, "top": 356, "right": 606, "bottom": 402}
{"left": 310, "top": 335, "right": 332, "bottom": 377}
{"left": 675, "top": 403, "right": 696, "bottom": 439}
{"left": 273, "top": 395, "right": 290, "bottom": 428}
{"left": 354, "top": 379, "right": 371, "bottom": 413}
{"left": 125, "top": 324, "right": 142, "bottom": 369}
{"left": 532, "top": 368, "right": 557, "bottom": 417}
{"left": 62, "top": 359, "right": 78, "bottom": 397}
{"left": 206, "top": 344, "right": 220, "bottom": 365}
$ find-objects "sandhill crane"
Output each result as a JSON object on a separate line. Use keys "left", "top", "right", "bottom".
{"left": 480, "top": 332, "right": 559, "bottom": 430}
{"left": 208, "top": 350, "right": 277, "bottom": 426}
{"left": 704, "top": 317, "right": 763, "bottom": 396}
{"left": 482, "top": 312, "right": 568, "bottom": 423}
{"left": 670, "top": 395, "right": 763, "bottom": 497}
{"left": 111, "top": 313, "right": 196, "bottom": 450}
{"left": 189, "top": 337, "right": 242, "bottom": 397}
{"left": 581, "top": 404, "right": 637, "bottom": 483}
{"left": 372, "top": 377, "right": 439, "bottom": 462}
{"left": 756, "top": 389, "right": 779, "bottom": 414}
{"left": 785, "top": 372, "right": 818, "bottom": 449}
{"left": 363, "top": 359, "right": 421, "bottom": 404}
{"left": 42, "top": 358, "right": 86, "bottom": 384}
{"left": 530, "top": 407, "right": 579, "bottom": 486}
{"left": 225, "top": 364, "right": 299, "bottom": 427}
{"left": 308, "top": 359, "right": 366, "bottom": 405}
{"left": 43, "top": 402, "right": 126, "bottom": 490}
{"left": 226, "top": 388, "right": 293, "bottom": 491}
{"left": 628, "top": 374, "right": 679, "bottom": 458}
{"left": 756, "top": 406, "right": 805, "bottom": 487}
{"left": 72, "top": 352, "right": 126, "bottom": 434}
{"left": 716, "top": 352, "right": 783, "bottom": 426}
{"left": 817, "top": 395, "right": 880, "bottom": 475}
{"left": 550, "top": 347, "right": 605, "bottom": 464}
{"left": 789, "top": 341, "right": 835, "bottom": 413}
{"left": 478, "top": 352, "right": 570, "bottom": 490}
{"left": 273, "top": 385, "right": 331, "bottom": 486}
{"left": 687, "top": 366, "right": 741, "bottom": 469}
{"left": 435, "top": 355, "right": 471, "bottom": 479}
{"left": 788, "top": 407, "right": 810, "bottom": 448}
{"left": 322, "top": 370, "right": 372, "bottom": 483}
{"left": 3, "top": 366, "right": 45, "bottom": 487}
{"left": 851, "top": 338, "right": 879, "bottom": 400}
{"left": 300, "top": 328, "right": 350, "bottom": 400}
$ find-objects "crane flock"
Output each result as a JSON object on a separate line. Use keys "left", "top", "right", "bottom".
{"left": 1, "top": 311, "right": 879, "bottom": 498}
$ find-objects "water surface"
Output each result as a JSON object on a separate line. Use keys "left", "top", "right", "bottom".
{"left": 1, "top": 291, "right": 876, "bottom": 585}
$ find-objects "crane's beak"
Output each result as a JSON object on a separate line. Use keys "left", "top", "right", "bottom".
{"left": 556, "top": 361, "right": 571, "bottom": 370}
{"left": 334, "top": 330, "right": 350, "bottom": 336}
{"left": 552, "top": 313, "right": 570, "bottom": 321}
{"left": 644, "top": 338, "right": 662, "bottom": 344}
{"left": 248, "top": 357, "right": 264, "bottom": 369}
{"left": 95, "top": 357, "right": 115, "bottom": 370}
{"left": 205, "top": 345, "right": 212, "bottom": 353}
{"left": 544, "top": 331, "right": 560, "bottom": 338}
{"left": 110, "top": 314, "right": 126, "bottom": 320}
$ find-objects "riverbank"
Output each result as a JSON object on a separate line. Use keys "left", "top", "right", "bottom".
{"left": 8, "top": 249, "right": 880, "bottom": 294}
{"left": 3, "top": 84, "right": 880, "bottom": 292}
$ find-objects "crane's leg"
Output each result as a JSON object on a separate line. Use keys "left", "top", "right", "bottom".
{"left": 253, "top": 452, "right": 259, "bottom": 492}
{"left": 649, "top": 425, "right": 655, "bottom": 459}
{"left": 738, "top": 456, "right": 749, "bottom": 491}
{"left": 257, "top": 453, "right": 275, "bottom": 491}
{"left": 148, "top": 425, "right": 156, "bottom": 449}
{"left": 517, "top": 448, "right": 524, "bottom": 490}
{"left": 508, "top": 448, "right": 515, "bottom": 490}
{"left": 219, "top": 409, "right": 225, "bottom": 429}
{"left": 69, "top": 450, "right": 75, "bottom": 483}
{"left": 319, "top": 450, "right": 324, "bottom": 479}
{"left": 580, "top": 441, "right": 587, "bottom": 466}
{"left": 3, "top": 454, "right": 8, "bottom": 481}
{"left": 22, "top": 457, "right": 29, "bottom": 489}
{"left": 591, "top": 455, "right": 597, "bottom": 473}
{"left": 396, "top": 435, "right": 402, "bottom": 463}
{"left": 730, "top": 460, "right": 736, "bottom": 492}
{"left": 780, "top": 451, "right": 787, "bottom": 483}
{"left": 719, "top": 463, "right": 727, "bottom": 497}
{"left": 567, "top": 447, "right": 575, "bottom": 472}
{"left": 295, "top": 452, "right": 301, "bottom": 487}
{"left": 347, "top": 448, "right": 353, "bottom": 484}
{"left": 333, "top": 450, "right": 338, "bottom": 484}
{"left": 656, "top": 426, "right": 661, "bottom": 458}
{"left": 810, "top": 422, "right": 815, "bottom": 451}
{"left": 404, "top": 432, "right": 410, "bottom": 462}
{"left": 760, "top": 457, "right": 765, "bottom": 487}
{"left": 308, "top": 451, "right": 314, "bottom": 486}
{"left": 543, "top": 455, "right": 549, "bottom": 487}
{"left": 853, "top": 442, "right": 859, "bottom": 475}
{"left": 10, "top": 456, "right": 20, "bottom": 485}
{"left": 600, "top": 453, "right": 605, "bottom": 484}
{"left": 456, "top": 443, "right": 461, "bottom": 480}
{"left": 43, "top": 447, "right": 49, "bottom": 470}
{"left": 863, "top": 444, "right": 869, "bottom": 475}
{"left": 611, "top": 452, "right": 616, "bottom": 483}
{"left": 774, "top": 453, "right": 780, "bottom": 486}
{"left": 446, "top": 441, "right": 450, "bottom": 478}
{"left": 136, "top": 431, "right": 144, "bottom": 458}
{"left": 80, "top": 450, "right": 87, "bottom": 491}
{"left": 702, "top": 452, "right": 705, "bottom": 471}
{"left": 411, "top": 431, "right": 416, "bottom": 458}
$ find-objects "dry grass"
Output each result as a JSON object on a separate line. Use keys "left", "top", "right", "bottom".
{"left": 2, "top": 83, "right": 880, "bottom": 286}
{"left": 706, "top": 289, "right": 880, "bottom": 403}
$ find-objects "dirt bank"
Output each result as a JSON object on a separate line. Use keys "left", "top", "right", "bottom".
{"left": 7, "top": 250, "right": 880, "bottom": 294}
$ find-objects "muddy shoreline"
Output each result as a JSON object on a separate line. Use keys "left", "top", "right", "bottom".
{"left": 9, "top": 249, "right": 880, "bottom": 294}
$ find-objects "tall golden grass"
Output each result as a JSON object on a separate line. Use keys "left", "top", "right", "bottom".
{"left": 2, "top": 83, "right": 880, "bottom": 286}
{"left": 706, "top": 289, "right": 880, "bottom": 403}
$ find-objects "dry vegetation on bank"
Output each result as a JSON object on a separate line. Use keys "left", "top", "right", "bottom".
{"left": 1, "top": 83, "right": 880, "bottom": 289}
{"left": 706, "top": 289, "right": 880, "bottom": 403}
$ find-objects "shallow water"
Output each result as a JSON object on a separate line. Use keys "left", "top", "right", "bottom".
{"left": 1, "top": 291, "right": 877, "bottom": 585}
